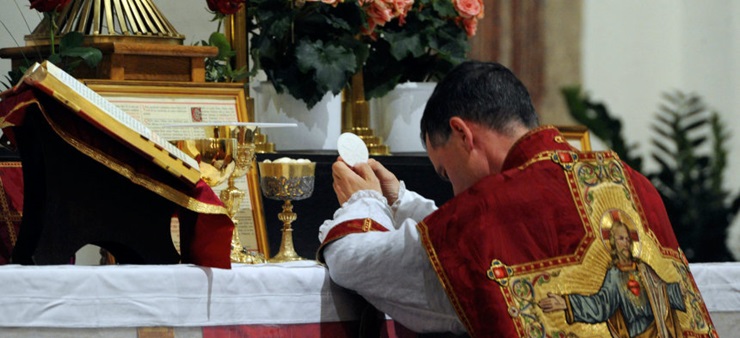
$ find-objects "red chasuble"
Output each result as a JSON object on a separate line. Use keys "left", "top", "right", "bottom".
{"left": 417, "top": 126, "right": 716, "bottom": 337}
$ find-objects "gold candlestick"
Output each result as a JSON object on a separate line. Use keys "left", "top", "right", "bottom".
{"left": 175, "top": 136, "right": 265, "bottom": 264}
{"left": 341, "top": 72, "right": 390, "bottom": 155}
{"left": 212, "top": 125, "right": 266, "bottom": 264}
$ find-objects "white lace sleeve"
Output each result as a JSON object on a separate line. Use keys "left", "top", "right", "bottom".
{"left": 390, "top": 181, "right": 438, "bottom": 228}
{"left": 317, "top": 190, "right": 391, "bottom": 242}
{"left": 318, "top": 189, "right": 464, "bottom": 334}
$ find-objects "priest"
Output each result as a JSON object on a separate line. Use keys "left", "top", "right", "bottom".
{"left": 318, "top": 61, "right": 716, "bottom": 337}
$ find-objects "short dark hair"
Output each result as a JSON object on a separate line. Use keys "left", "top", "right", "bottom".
{"left": 420, "top": 61, "right": 539, "bottom": 148}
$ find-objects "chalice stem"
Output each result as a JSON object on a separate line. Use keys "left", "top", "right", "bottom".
{"left": 269, "top": 200, "right": 305, "bottom": 262}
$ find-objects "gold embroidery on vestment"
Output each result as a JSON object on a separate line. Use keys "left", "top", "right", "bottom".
{"left": 486, "top": 152, "right": 715, "bottom": 337}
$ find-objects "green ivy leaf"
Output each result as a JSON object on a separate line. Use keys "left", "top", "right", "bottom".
{"left": 327, "top": 16, "right": 352, "bottom": 31}
{"left": 431, "top": 0, "right": 458, "bottom": 18}
{"left": 383, "top": 30, "right": 425, "bottom": 60}
{"left": 208, "top": 32, "right": 233, "bottom": 60}
{"left": 59, "top": 47, "right": 103, "bottom": 67}
{"left": 296, "top": 39, "right": 356, "bottom": 94}
{"left": 261, "top": 10, "right": 293, "bottom": 39}
{"left": 60, "top": 32, "right": 85, "bottom": 49}
{"left": 426, "top": 23, "right": 467, "bottom": 56}
{"left": 47, "top": 53, "right": 63, "bottom": 65}
{"left": 336, "top": 35, "right": 368, "bottom": 69}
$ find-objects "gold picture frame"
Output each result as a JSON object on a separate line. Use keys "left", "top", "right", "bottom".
{"left": 557, "top": 125, "right": 592, "bottom": 152}
{"left": 84, "top": 80, "right": 269, "bottom": 257}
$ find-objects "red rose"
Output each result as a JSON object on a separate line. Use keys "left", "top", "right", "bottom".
{"left": 29, "top": 0, "right": 72, "bottom": 12}
{"left": 206, "top": 0, "right": 246, "bottom": 15}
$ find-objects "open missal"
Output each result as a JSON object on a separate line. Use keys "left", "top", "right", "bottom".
{"left": 18, "top": 61, "right": 201, "bottom": 184}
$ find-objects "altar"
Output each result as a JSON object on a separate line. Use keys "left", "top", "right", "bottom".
{"left": 0, "top": 261, "right": 734, "bottom": 337}
{"left": 0, "top": 261, "right": 414, "bottom": 337}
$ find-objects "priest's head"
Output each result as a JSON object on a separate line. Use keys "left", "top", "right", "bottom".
{"left": 420, "top": 61, "right": 539, "bottom": 195}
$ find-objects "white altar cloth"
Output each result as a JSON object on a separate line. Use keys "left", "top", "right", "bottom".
{"left": 0, "top": 261, "right": 361, "bottom": 329}
{"left": 0, "top": 261, "right": 736, "bottom": 337}
{"left": 690, "top": 262, "right": 740, "bottom": 337}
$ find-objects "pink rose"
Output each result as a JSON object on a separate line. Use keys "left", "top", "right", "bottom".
{"left": 390, "top": 0, "right": 414, "bottom": 18}
{"left": 365, "top": 1, "right": 394, "bottom": 26}
{"left": 29, "top": 0, "right": 71, "bottom": 12}
{"left": 454, "top": 0, "right": 482, "bottom": 19}
{"left": 363, "top": 0, "right": 413, "bottom": 27}
{"left": 462, "top": 17, "right": 477, "bottom": 37}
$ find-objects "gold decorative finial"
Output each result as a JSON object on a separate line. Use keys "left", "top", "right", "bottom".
{"left": 25, "top": 0, "right": 184, "bottom": 46}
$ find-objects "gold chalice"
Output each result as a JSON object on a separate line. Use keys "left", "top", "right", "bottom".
{"left": 258, "top": 160, "right": 316, "bottom": 262}
{"left": 175, "top": 138, "right": 237, "bottom": 188}
{"left": 174, "top": 137, "right": 259, "bottom": 263}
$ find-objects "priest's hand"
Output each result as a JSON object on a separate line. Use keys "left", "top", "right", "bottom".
{"left": 368, "top": 159, "right": 400, "bottom": 205}
{"left": 332, "top": 159, "right": 381, "bottom": 205}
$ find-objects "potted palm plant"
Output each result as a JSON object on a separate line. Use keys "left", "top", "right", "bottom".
{"left": 563, "top": 87, "right": 739, "bottom": 263}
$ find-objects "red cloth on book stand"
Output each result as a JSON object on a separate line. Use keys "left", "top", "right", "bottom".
{"left": 0, "top": 162, "right": 22, "bottom": 265}
{"left": 0, "top": 85, "right": 233, "bottom": 268}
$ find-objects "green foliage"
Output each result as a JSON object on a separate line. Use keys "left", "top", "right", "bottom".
{"left": 52, "top": 32, "right": 103, "bottom": 71}
{"left": 648, "top": 92, "right": 739, "bottom": 262}
{"left": 363, "top": 0, "right": 471, "bottom": 99}
{"left": 2, "top": 30, "right": 102, "bottom": 90}
{"left": 2, "top": 65, "right": 28, "bottom": 90}
{"left": 562, "top": 86, "right": 642, "bottom": 171}
{"left": 563, "top": 88, "right": 739, "bottom": 262}
{"left": 247, "top": 0, "right": 367, "bottom": 108}
{"left": 246, "top": 0, "right": 475, "bottom": 107}
{"left": 198, "top": 31, "right": 249, "bottom": 83}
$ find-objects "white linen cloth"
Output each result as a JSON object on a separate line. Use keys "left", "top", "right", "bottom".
{"left": 690, "top": 262, "right": 740, "bottom": 337}
{"left": 0, "top": 261, "right": 362, "bottom": 328}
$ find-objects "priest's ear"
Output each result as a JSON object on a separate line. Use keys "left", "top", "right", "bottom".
{"left": 448, "top": 117, "right": 474, "bottom": 151}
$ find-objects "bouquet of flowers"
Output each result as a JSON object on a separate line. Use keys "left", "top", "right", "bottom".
{"left": 364, "top": 0, "right": 484, "bottom": 99}
{"left": 247, "top": 0, "right": 414, "bottom": 108}
{"left": 245, "top": 0, "right": 482, "bottom": 108}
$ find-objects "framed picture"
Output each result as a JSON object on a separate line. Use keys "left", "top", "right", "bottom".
{"left": 84, "top": 80, "right": 269, "bottom": 257}
{"left": 557, "top": 125, "right": 592, "bottom": 152}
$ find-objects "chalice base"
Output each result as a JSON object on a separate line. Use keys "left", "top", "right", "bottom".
{"left": 268, "top": 228, "right": 306, "bottom": 263}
